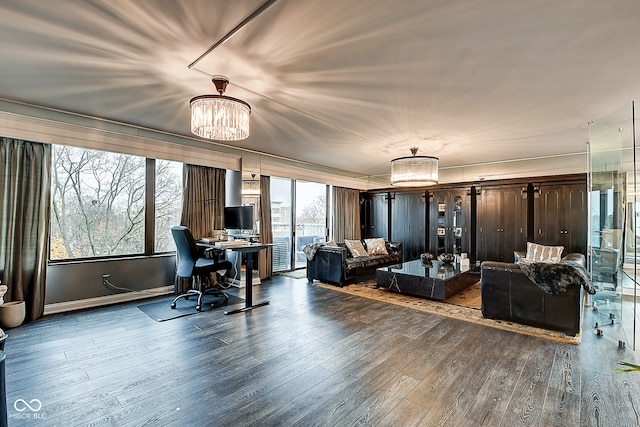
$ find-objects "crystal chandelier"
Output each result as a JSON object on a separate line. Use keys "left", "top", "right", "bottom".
{"left": 190, "top": 76, "right": 251, "bottom": 141}
{"left": 390, "top": 148, "right": 439, "bottom": 186}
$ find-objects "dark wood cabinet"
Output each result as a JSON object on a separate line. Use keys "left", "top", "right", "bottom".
{"left": 360, "top": 174, "right": 587, "bottom": 264}
{"left": 428, "top": 188, "right": 471, "bottom": 256}
{"left": 476, "top": 185, "right": 527, "bottom": 262}
{"left": 361, "top": 192, "right": 389, "bottom": 240}
{"left": 533, "top": 180, "right": 587, "bottom": 255}
{"left": 391, "top": 191, "right": 427, "bottom": 260}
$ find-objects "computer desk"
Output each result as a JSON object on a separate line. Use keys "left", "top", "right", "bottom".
{"left": 219, "top": 243, "right": 273, "bottom": 315}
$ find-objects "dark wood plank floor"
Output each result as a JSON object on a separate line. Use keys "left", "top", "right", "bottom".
{"left": 3, "top": 275, "right": 640, "bottom": 426}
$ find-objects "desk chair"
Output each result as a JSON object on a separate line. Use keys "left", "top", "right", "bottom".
{"left": 171, "top": 226, "right": 233, "bottom": 311}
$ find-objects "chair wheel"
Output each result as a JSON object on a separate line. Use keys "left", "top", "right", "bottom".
{"left": 170, "top": 303, "right": 176, "bottom": 309}
{"left": 196, "top": 305, "right": 202, "bottom": 311}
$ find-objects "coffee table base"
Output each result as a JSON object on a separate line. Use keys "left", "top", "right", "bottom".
{"left": 376, "top": 267, "right": 480, "bottom": 301}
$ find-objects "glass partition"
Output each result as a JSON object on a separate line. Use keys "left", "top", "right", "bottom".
{"left": 589, "top": 102, "right": 638, "bottom": 350}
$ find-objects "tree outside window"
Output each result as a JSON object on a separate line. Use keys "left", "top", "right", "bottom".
{"left": 50, "top": 146, "right": 182, "bottom": 260}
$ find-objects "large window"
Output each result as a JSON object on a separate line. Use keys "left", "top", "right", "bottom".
{"left": 50, "top": 145, "right": 182, "bottom": 260}
{"left": 155, "top": 160, "right": 183, "bottom": 252}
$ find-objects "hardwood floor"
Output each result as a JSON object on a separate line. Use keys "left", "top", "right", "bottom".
{"left": 3, "top": 275, "right": 640, "bottom": 426}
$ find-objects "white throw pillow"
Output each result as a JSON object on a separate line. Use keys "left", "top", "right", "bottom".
{"left": 344, "top": 240, "right": 368, "bottom": 258}
{"left": 364, "top": 238, "right": 388, "bottom": 256}
{"left": 525, "top": 242, "right": 564, "bottom": 263}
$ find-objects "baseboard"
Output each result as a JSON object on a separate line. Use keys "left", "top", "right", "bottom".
{"left": 43, "top": 285, "right": 174, "bottom": 315}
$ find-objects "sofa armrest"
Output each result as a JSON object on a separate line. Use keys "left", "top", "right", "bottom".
{"left": 307, "top": 245, "right": 348, "bottom": 286}
{"left": 387, "top": 241, "right": 403, "bottom": 257}
{"left": 481, "top": 261, "right": 521, "bottom": 274}
{"left": 562, "top": 252, "right": 585, "bottom": 267}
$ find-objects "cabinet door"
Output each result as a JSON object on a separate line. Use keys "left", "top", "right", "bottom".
{"left": 369, "top": 192, "right": 389, "bottom": 240}
{"left": 534, "top": 184, "right": 562, "bottom": 246}
{"left": 501, "top": 186, "right": 527, "bottom": 260}
{"left": 534, "top": 181, "right": 587, "bottom": 254}
{"left": 477, "top": 188, "right": 502, "bottom": 261}
{"left": 477, "top": 185, "right": 526, "bottom": 262}
{"left": 392, "top": 192, "right": 426, "bottom": 260}
{"left": 563, "top": 183, "right": 587, "bottom": 254}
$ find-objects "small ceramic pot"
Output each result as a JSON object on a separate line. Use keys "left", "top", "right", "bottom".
{"left": 0, "top": 301, "right": 26, "bottom": 329}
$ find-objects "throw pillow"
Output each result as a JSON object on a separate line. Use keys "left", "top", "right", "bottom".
{"left": 364, "top": 238, "right": 388, "bottom": 255}
{"left": 344, "top": 239, "right": 368, "bottom": 258}
{"left": 325, "top": 240, "right": 339, "bottom": 247}
{"left": 525, "top": 242, "right": 564, "bottom": 263}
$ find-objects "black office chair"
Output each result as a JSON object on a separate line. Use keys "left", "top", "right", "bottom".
{"left": 171, "top": 226, "right": 233, "bottom": 311}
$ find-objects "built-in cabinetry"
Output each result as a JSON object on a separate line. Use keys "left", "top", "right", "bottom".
{"left": 361, "top": 192, "right": 389, "bottom": 240}
{"left": 533, "top": 180, "right": 587, "bottom": 255}
{"left": 429, "top": 188, "right": 471, "bottom": 256}
{"left": 391, "top": 191, "right": 427, "bottom": 260}
{"left": 361, "top": 174, "right": 587, "bottom": 264}
{"left": 476, "top": 185, "right": 528, "bottom": 262}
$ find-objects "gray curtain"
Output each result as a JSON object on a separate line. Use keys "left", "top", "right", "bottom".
{"left": 332, "top": 186, "right": 361, "bottom": 242}
{"left": 0, "top": 138, "right": 51, "bottom": 321}
{"left": 259, "top": 175, "right": 273, "bottom": 279}
{"left": 180, "top": 164, "right": 226, "bottom": 239}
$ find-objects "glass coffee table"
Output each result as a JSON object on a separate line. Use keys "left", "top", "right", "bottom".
{"left": 376, "top": 259, "right": 480, "bottom": 301}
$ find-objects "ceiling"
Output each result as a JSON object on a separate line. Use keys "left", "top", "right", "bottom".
{"left": 1, "top": 0, "right": 640, "bottom": 183}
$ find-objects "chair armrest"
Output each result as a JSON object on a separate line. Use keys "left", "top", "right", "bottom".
{"left": 197, "top": 243, "right": 226, "bottom": 260}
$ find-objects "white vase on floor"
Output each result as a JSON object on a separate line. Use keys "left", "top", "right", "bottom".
{"left": 0, "top": 301, "right": 26, "bottom": 329}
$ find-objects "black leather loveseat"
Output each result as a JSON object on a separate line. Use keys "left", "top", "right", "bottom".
{"left": 481, "top": 251, "right": 593, "bottom": 336}
{"left": 306, "top": 241, "right": 402, "bottom": 286}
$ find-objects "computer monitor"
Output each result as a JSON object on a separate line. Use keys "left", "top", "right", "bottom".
{"left": 223, "top": 205, "right": 254, "bottom": 231}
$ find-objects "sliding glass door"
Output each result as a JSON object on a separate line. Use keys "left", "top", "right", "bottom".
{"left": 270, "top": 178, "right": 329, "bottom": 272}
{"left": 271, "top": 177, "right": 293, "bottom": 272}
{"left": 294, "top": 181, "right": 328, "bottom": 269}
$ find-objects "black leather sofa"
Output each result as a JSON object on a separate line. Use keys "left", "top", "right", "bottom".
{"left": 307, "top": 241, "right": 402, "bottom": 286}
{"left": 480, "top": 252, "right": 588, "bottom": 336}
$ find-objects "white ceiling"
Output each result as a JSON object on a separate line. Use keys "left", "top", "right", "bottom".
{"left": 1, "top": 0, "right": 640, "bottom": 183}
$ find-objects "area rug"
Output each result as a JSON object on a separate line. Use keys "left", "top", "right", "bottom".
{"left": 137, "top": 294, "right": 244, "bottom": 322}
{"left": 278, "top": 269, "right": 307, "bottom": 279}
{"left": 314, "top": 280, "right": 581, "bottom": 345}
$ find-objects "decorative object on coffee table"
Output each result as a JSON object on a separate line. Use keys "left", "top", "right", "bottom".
{"left": 439, "top": 253, "right": 455, "bottom": 263}
{"left": 420, "top": 252, "right": 435, "bottom": 267}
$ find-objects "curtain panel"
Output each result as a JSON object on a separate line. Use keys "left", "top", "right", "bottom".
{"left": 0, "top": 137, "right": 51, "bottom": 321}
{"left": 332, "top": 186, "right": 361, "bottom": 242}
{"left": 180, "top": 164, "right": 226, "bottom": 239}
{"left": 258, "top": 175, "right": 273, "bottom": 280}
